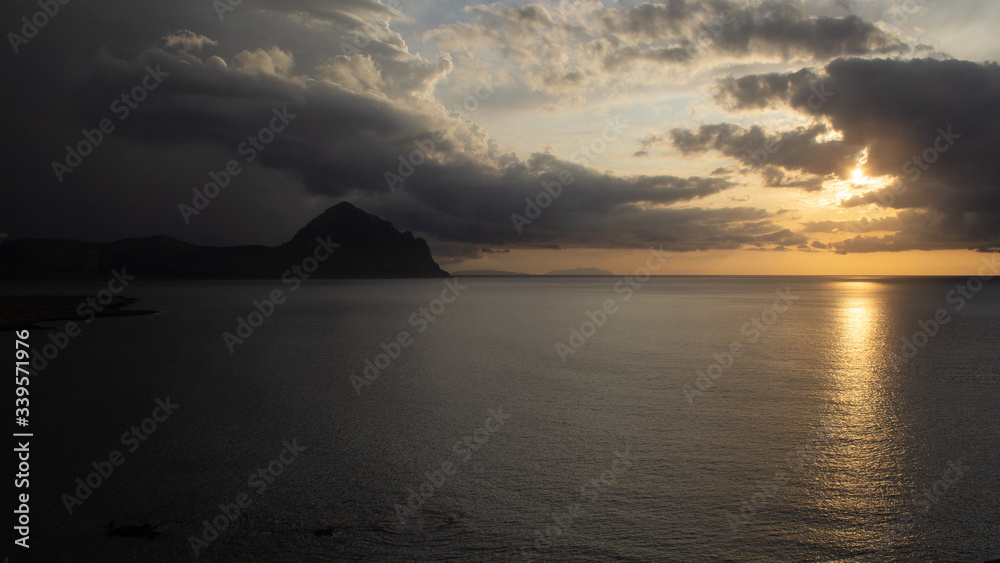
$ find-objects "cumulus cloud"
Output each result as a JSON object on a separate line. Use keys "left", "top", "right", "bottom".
{"left": 163, "top": 30, "right": 218, "bottom": 52}
{"left": 425, "top": 0, "right": 907, "bottom": 101}
{"left": 233, "top": 47, "right": 296, "bottom": 77}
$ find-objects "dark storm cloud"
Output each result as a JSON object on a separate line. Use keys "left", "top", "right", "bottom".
{"left": 828, "top": 212, "right": 1000, "bottom": 254}
{"left": 669, "top": 122, "right": 846, "bottom": 187}
{"left": 704, "top": 1, "right": 906, "bottom": 60}
{"left": 685, "top": 57, "right": 1000, "bottom": 252}
{"left": 347, "top": 152, "right": 755, "bottom": 250}
{"left": 713, "top": 68, "right": 817, "bottom": 110}
{"left": 1, "top": 0, "right": 425, "bottom": 244}
{"left": 604, "top": 0, "right": 907, "bottom": 61}
{"left": 1, "top": 0, "right": 789, "bottom": 256}
{"left": 602, "top": 0, "right": 908, "bottom": 69}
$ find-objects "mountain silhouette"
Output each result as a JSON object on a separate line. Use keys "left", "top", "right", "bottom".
{"left": 0, "top": 202, "right": 448, "bottom": 279}
{"left": 543, "top": 267, "right": 614, "bottom": 276}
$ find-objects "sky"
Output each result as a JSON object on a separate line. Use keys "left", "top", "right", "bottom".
{"left": 2, "top": 0, "right": 999, "bottom": 275}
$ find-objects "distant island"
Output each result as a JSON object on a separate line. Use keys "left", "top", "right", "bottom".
{"left": 450, "top": 267, "right": 615, "bottom": 276}
{"left": 450, "top": 269, "right": 532, "bottom": 276}
{"left": 0, "top": 202, "right": 448, "bottom": 280}
{"left": 544, "top": 268, "right": 614, "bottom": 276}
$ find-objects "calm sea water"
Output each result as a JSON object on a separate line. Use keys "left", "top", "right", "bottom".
{"left": 9, "top": 277, "right": 1000, "bottom": 562}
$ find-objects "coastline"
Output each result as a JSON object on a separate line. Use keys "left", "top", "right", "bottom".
{"left": 0, "top": 295, "right": 157, "bottom": 331}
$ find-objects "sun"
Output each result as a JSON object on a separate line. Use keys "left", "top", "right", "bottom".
{"left": 852, "top": 168, "right": 865, "bottom": 181}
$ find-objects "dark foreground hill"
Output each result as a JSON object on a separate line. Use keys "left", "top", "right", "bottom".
{"left": 0, "top": 202, "right": 449, "bottom": 280}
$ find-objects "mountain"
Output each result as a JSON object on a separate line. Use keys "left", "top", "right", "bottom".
{"left": 449, "top": 269, "right": 532, "bottom": 276}
{"left": 0, "top": 202, "right": 449, "bottom": 280}
{"left": 543, "top": 267, "right": 614, "bottom": 276}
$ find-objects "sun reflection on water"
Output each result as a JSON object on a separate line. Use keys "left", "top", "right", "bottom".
{"left": 819, "top": 281, "right": 905, "bottom": 549}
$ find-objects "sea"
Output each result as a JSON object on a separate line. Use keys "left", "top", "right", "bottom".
{"left": 6, "top": 276, "right": 1000, "bottom": 562}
